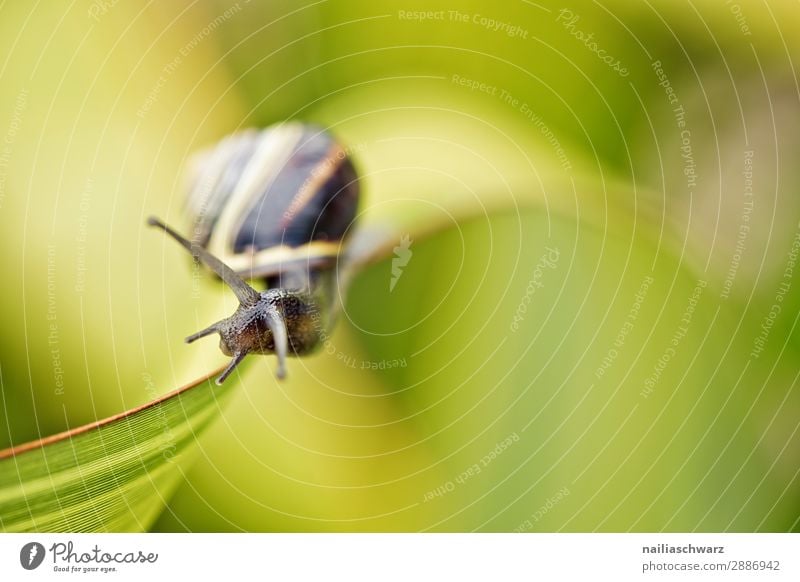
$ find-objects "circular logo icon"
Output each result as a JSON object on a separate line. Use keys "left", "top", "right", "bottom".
{"left": 19, "top": 542, "right": 46, "bottom": 570}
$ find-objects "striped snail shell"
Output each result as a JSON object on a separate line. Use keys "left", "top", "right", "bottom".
{"left": 149, "top": 122, "right": 360, "bottom": 384}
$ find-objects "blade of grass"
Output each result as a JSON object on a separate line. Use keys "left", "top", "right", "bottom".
{"left": 0, "top": 366, "right": 230, "bottom": 532}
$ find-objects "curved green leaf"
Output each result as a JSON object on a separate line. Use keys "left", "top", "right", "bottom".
{"left": 0, "top": 367, "right": 230, "bottom": 532}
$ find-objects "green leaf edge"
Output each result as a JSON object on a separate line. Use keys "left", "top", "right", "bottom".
{"left": 0, "top": 366, "right": 231, "bottom": 532}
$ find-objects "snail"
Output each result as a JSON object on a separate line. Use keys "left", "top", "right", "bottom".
{"left": 148, "top": 122, "right": 360, "bottom": 384}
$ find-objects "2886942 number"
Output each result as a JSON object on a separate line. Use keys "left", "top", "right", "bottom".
{"left": 729, "top": 560, "right": 780, "bottom": 571}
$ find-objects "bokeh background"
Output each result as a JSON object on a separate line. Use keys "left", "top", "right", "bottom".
{"left": 0, "top": 0, "right": 798, "bottom": 531}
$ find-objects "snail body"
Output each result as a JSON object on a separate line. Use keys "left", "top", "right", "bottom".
{"left": 149, "top": 122, "right": 359, "bottom": 384}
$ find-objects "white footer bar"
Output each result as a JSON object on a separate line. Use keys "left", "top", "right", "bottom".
{"left": 1, "top": 533, "right": 797, "bottom": 581}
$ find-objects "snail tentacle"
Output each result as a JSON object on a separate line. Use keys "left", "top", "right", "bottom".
{"left": 147, "top": 216, "right": 260, "bottom": 306}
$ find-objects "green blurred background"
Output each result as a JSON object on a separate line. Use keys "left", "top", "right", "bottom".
{"left": 0, "top": 0, "right": 798, "bottom": 531}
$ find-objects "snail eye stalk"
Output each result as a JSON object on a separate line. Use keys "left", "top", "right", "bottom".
{"left": 147, "top": 216, "right": 260, "bottom": 306}
{"left": 216, "top": 352, "right": 247, "bottom": 385}
{"left": 149, "top": 216, "right": 290, "bottom": 383}
{"left": 185, "top": 323, "right": 219, "bottom": 344}
{"left": 263, "top": 306, "right": 288, "bottom": 380}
